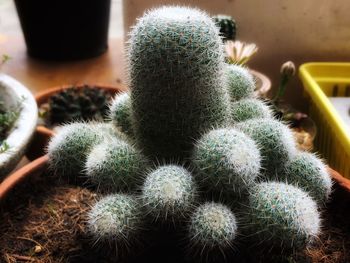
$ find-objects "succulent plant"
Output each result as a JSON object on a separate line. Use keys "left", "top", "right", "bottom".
{"left": 47, "top": 122, "right": 108, "bottom": 180}
{"left": 48, "top": 85, "right": 112, "bottom": 125}
{"left": 141, "top": 165, "right": 196, "bottom": 221}
{"left": 246, "top": 182, "right": 321, "bottom": 250}
{"left": 225, "top": 40, "right": 258, "bottom": 66}
{"left": 188, "top": 202, "right": 238, "bottom": 252}
{"left": 87, "top": 194, "right": 143, "bottom": 249}
{"left": 128, "top": 6, "right": 231, "bottom": 161}
{"left": 109, "top": 92, "right": 134, "bottom": 137}
{"left": 192, "top": 128, "right": 261, "bottom": 198}
{"left": 226, "top": 64, "right": 255, "bottom": 101}
{"left": 281, "top": 151, "right": 332, "bottom": 204}
{"left": 231, "top": 98, "right": 273, "bottom": 123}
{"left": 85, "top": 138, "right": 149, "bottom": 193}
{"left": 212, "top": 15, "right": 237, "bottom": 41}
{"left": 236, "top": 119, "right": 296, "bottom": 176}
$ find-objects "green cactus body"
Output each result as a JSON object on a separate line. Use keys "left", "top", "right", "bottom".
{"left": 94, "top": 122, "right": 128, "bottom": 141}
{"left": 109, "top": 92, "right": 134, "bottom": 137}
{"left": 226, "top": 64, "right": 255, "bottom": 101}
{"left": 128, "top": 6, "right": 231, "bottom": 161}
{"left": 87, "top": 194, "right": 143, "bottom": 246}
{"left": 141, "top": 165, "right": 196, "bottom": 221}
{"left": 213, "top": 15, "right": 237, "bottom": 41}
{"left": 188, "top": 202, "right": 237, "bottom": 250}
{"left": 246, "top": 182, "right": 321, "bottom": 249}
{"left": 47, "top": 122, "right": 107, "bottom": 179}
{"left": 236, "top": 119, "right": 296, "bottom": 175}
{"left": 281, "top": 151, "right": 332, "bottom": 204}
{"left": 192, "top": 128, "right": 261, "bottom": 197}
{"left": 85, "top": 138, "right": 148, "bottom": 193}
{"left": 231, "top": 98, "right": 273, "bottom": 123}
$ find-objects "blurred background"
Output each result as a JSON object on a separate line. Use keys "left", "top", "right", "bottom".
{"left": 1, "top": 0, "right": 350, "bottom": 109}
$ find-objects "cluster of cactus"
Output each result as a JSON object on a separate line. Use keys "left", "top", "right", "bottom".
{"left": 46, "top": 6, "right": 333, "bottom": 262}
{"left": 47, "top": 85, "right": 112, "bottom": 125}
{"left": 212, "top": 14, "right": 237, "bottom": 41}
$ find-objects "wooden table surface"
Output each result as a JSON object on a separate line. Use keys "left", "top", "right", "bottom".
{"left": 0, "top": 35, "right": 128, "bottom": 94}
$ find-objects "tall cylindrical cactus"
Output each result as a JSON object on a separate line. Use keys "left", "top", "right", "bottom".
{"left": 128, "top": 6, "right": 231, "bottom": 161}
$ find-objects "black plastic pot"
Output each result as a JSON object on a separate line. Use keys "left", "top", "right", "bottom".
{"left": 14, "top": 0, "right": 111, "bottom": 60}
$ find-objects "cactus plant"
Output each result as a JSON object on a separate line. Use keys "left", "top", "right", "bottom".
{"left": 47, "top": 122, "right": 108, "bottom": 179}
{"left": 281, "top": 151, "right": 332, "bottom": 204}
{"left": 192, "top": 128, "right": 261, "bottom": 197}
{"left": 226, "top": 64, "right": 255, "bottom": 101}
{"left": 109, "top": 92, "right": 133, "bottom": 137}
{"left": 141, "top": 165, "right": 196, "bottom": 221}
{"left": 47, "top": 85, "right": 112, "bottom": 125}
{"left": 236, "top": 119, "right": 296, "bottom": 175}
{"left": 188, "top": 202, "right": 237, "bottom": 251}
{"left": 231, "top": 98, "right": 273, "bottom": 123}
{"left": 85, "top": 138, "right": 148, "bottom": 193}
{"left": 128, "top": 6, "right": 231, "bottom": 161}
{"left": 246, "top": 182, "right": 321, "bottom": 250}
{"left": 212, "top": 15, "right": 237, "bottom": 41}
{"left": 87, "top": 194, "right": 143, "bottom": 248}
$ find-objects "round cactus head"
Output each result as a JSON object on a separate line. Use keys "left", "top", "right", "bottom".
{"left": 246, "top": 182, "right": 321, "bottom": 250}
{"left": 282, "top": 151, "right": 332, "bottom": 204}
{"left": 231, "top": 98, "right": 273, "bottom": 123}
{"left": 87, "top": 194, "right": 143, "bottom": 248}
{"left": 85, "top": 138, "right": 148, "bottom": 193}
{"left": 109, "top": 92, "right": 133, "bottom": 137}
{"left": 141, "top": 165, "right": 196, "bottom": 221}
{"left": 47, "top": 122, "right": 107, "bottom": 180}
{"left": 226, "top": 64, "right": 255, "bottom": 101}
{"left": 235, "top": 119, "right": 296, "bottom": 176}
{"left": 192, "top": 128, "right": 261, "bottom": 198}
{"left": 128, "top": 6, "right": 231, "bottom": 161}
{"left": 188, "top": 202, "right": 238, "bottom": 251}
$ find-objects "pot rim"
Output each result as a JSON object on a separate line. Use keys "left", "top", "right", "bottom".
{"left": 0, "top": 74, "right": 38, "bottom": 178}
{"left": 1, "top": 156, "right": 349, "bottom": 202}
{"left": 35, "top": 83, "right": 125, "bottom": 132}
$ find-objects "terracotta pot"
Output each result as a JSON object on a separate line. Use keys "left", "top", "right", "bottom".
{"left": 0, "top": 155, "right": 48, "bottom": 201}
{"left": 26, "top": 84, "right": 124, "bottom": 161}
{"left": 250, "top": 69, "right": 271, "bottom": 98}
{"left": 1, "top": 155, "right": 349, "bottom": 203}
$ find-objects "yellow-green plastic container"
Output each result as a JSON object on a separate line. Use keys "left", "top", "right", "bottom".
{"left": 299, "top": 62, "right": 350, "bottom": 179}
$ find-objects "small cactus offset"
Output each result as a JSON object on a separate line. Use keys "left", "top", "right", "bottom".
{"left": 246, "top": 182, "right": 321, "bottom": 250}
{"left": 85, "top": 138, "right": 148, "bottom": 193}
{"left": 281, "top": 151, "right": 332, "bottom": 204}
{"left": 87, "top": 194, "right": 143, "bottom": 249}
{"left": 128, "top": 6, "right": 231, "bottom": 161}
{"left": 47, "top": 122, "right": 108, "bottom": 180}
{"left": 188, "top": 202, "right": 238, "bottom": 253}
{"left": 192, "top": 128, "right": 261, "bottom": 197}
{"left": 141, "top": 165, "right": 196, "bottom": 221}
{"left": 212, "top": 15, "right": 237, "bottom": 41}
{"left": 236, "top": 119, "right": 296, "bottom": 175}
{"left": 226, "top": 64, "right": 255, "bottom": 101}
{"left": 231, "top": 98, "right": 273, "bottom": 123}
{"left": 109, "top": 92, "right": 134, "bottom": 137}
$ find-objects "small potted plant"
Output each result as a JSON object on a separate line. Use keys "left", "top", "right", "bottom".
{"left": 214, "top": 14, "right": 271, "bottom": 98}
{"left": 26, "top": 84, "right": 123, "bottom": 160}
{"left": 271, "top": 61, "right": 317, "bottom": 151}
{"left": 0, "top": 57, "right": 38, "bottom": 179}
